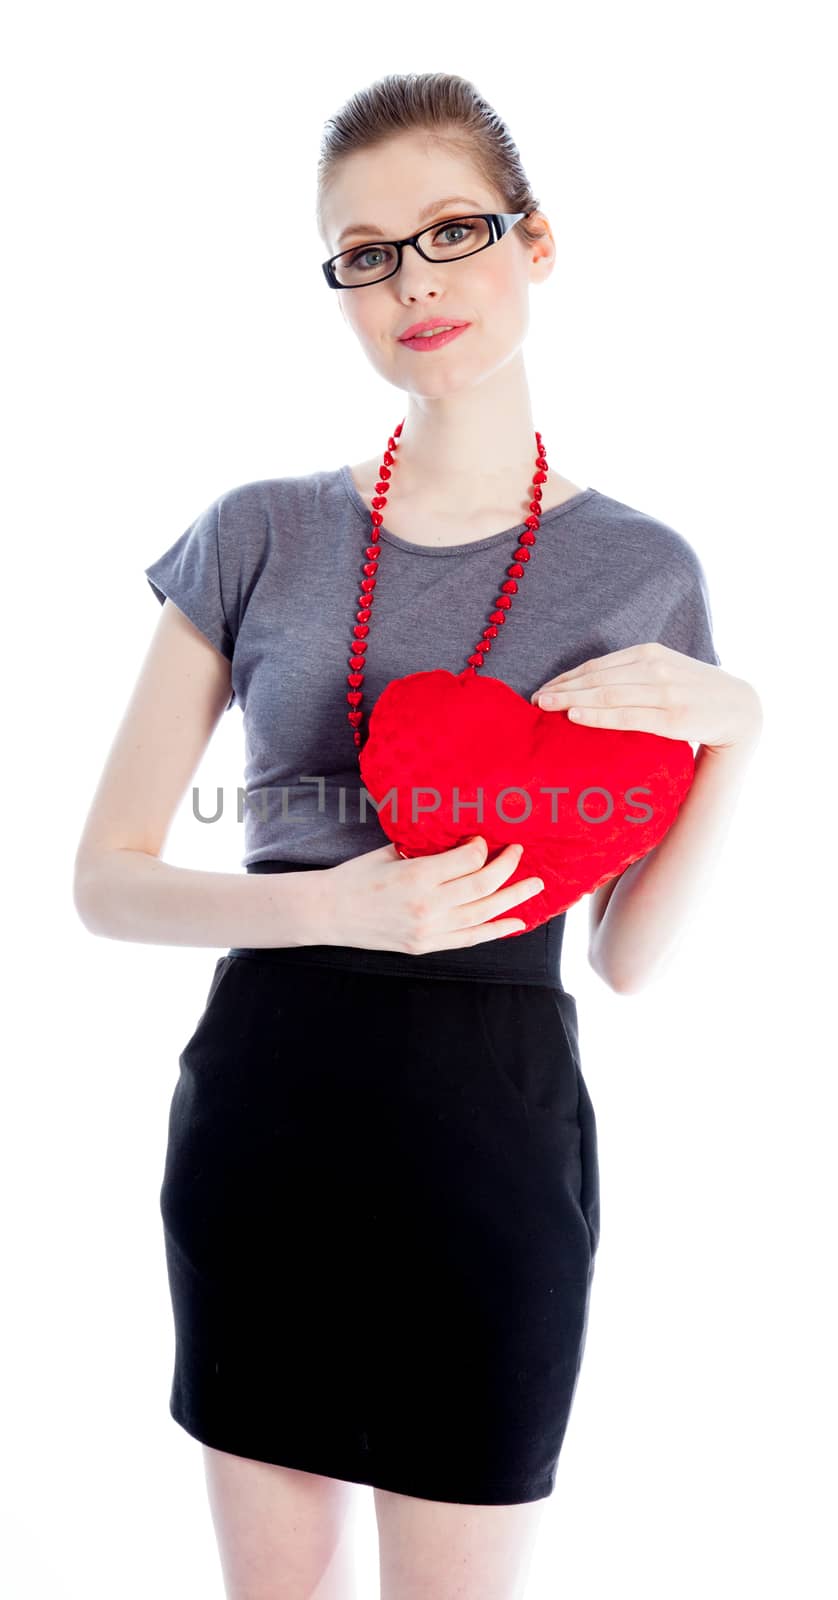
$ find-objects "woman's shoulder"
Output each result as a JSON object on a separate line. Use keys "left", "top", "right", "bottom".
{"left": 584, "top": 486, "right": 711, "bottom": 575}
{"left": 216, "top": 464, "right": 342, "bottom": 511}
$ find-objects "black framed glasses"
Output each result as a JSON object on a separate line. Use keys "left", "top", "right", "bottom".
{"left": 322, "top": 211, "right": 529, "bottom": 289}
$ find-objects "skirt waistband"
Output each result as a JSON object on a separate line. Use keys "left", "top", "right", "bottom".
{"left": 230, "top": 859, "right": 568, "bottom": 990}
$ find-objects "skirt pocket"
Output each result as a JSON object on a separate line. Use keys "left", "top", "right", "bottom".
{"left": 474, "top": 984, "right": 580, "bottom": 1123}
{"left": 204, "top": 953, "right": 234, "bottom": 1011}
{"left": 177, "top": 954, "right": 237, "bottom": 1069}
{"left": 575, "top": 1062, "right": 601, "bottom": 1258}
{"left": 474, "top": 984, "right": 600, "bottom": 1262}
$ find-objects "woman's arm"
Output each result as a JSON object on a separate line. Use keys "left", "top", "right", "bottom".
{"left": 530, "top": 641, "right": 764, "bottom": 994}
{"left": 73, "top": 599, "right": 330, "bottom": 949}
{"left": 588, "top": 731, "right": 761, "bottom": 993}
{"left": 74, "top": 849, "right": 330, "bottom": 948}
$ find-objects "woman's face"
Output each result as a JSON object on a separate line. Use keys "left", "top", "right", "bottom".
{"left": 320, "top": 131, "right": 555, "bottom": 400}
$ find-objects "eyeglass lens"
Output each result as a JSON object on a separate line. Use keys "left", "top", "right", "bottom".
{"left": 332, "top": 215, "right": 492, "bottom": 286}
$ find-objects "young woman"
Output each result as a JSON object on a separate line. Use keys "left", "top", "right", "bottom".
{"left": 74, "top": 72, "right": 762, "bottom": 1600}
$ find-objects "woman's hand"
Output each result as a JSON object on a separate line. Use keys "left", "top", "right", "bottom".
{"left": 530, "top": 642, "right": 763, "bottom": 754}
{"left": 325, "top": 838, "right": 544, "bottom": 955}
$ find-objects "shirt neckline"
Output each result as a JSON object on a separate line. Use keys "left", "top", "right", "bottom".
{"left": 337, "top": 463, "right": 598, "bottom": 556}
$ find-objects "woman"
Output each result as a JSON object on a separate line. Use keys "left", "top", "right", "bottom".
{"left": 74, "top": 72, "right": 762, "bottom": 1600}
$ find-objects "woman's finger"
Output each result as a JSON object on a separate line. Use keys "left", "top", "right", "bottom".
{"left": 549, "top": 642, "right": 669, "bottom": 683}
{"left": 563, "top": 704, "right": 685, "bottom": 735}
{"left": 538, "top": 682, "right": 683, "bottom": 710}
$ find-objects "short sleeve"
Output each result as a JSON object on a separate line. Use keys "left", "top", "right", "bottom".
{"left": 144, "top": 496, "right": 237, "bottom": 710}
{"left": 657, "top": 544, "right": 722, "bottom": 668}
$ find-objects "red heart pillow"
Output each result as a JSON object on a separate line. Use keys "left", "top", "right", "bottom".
{"left": 359, "top": 668, "right": 696, "bottom": 936}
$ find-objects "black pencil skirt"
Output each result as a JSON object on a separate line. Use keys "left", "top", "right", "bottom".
{"left": 159, "top": 863, "right": 600, "bottom": 1506}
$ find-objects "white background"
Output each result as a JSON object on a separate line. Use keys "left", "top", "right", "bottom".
{"left": 4, "top": 1, "right": 835, "bottom": 1595}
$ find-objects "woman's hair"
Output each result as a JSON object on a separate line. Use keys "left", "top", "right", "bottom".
{"left": 316, "top": 72, "right": 547, "bottom": 253}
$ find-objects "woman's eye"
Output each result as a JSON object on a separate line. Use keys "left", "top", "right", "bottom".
{"left": 435, "top": 223, "right": 473, "bottom": 245}
{"left": 351, "top": 248, "right": 385, "bottom": 269}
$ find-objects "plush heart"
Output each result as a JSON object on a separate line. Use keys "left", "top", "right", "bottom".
{"left": 359, "top": 668, "right": 697, "bottom": 936}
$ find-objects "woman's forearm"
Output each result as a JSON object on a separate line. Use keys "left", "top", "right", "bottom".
{"left": 73, "top": 849, "right": 332, "bottom": 949}
{"left": 589, "top": 734, "right": 761, "bottom": 994}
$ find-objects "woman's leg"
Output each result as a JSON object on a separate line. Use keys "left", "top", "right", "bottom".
{"left": 202, "top": 1445, "right": 359, "bottom": 1600}
{"left": 374, "top": 1486, "right": 546, "bottom": 1600}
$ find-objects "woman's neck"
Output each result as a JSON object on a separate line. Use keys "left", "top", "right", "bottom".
{"left": 346, "top": 457, "right": 585, "bottom": 548}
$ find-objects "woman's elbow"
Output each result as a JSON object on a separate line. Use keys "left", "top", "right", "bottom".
{"left": 587, "top": 943, "right": 657, "bottom": 996}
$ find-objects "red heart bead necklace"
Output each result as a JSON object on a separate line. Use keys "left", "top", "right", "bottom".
{"left": 346, "top": 416, "right": 548, "bottom": 755}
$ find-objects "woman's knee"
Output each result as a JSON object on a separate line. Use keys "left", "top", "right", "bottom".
{"left": 202, "top": 1445, "right": 358, "bottom": 1600}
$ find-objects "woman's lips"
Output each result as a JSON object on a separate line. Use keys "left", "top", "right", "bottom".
{"left": 398, "top": 324, "right": 471, "bottom": 352}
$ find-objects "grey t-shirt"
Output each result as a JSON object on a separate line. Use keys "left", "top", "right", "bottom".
{"left": 144, "top": 464, "right": 720, "bottom": 871}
